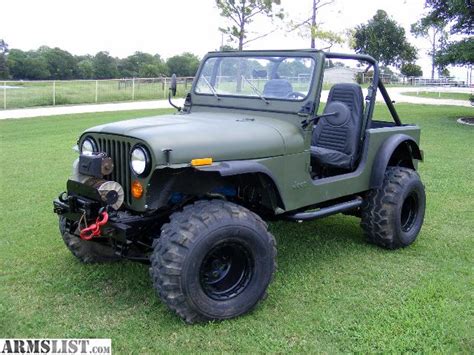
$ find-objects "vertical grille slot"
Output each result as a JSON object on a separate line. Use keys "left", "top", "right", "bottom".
{"left": 97, "top": 137, "right": 131, "bottom": 206}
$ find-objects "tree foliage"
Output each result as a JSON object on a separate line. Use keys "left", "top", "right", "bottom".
{"left": 424, "top": 0, "right": 473, "bottom": 35}
{"left": 400, "top": 63, "right": 423, "bottom": 77}
{"left": 38, "top": 46, "right": 77, "bottom": 80}
{"left": 0, "top": 44, "right": 190, "bottom": 80}
{"left": 411, "top": 18, "right": 448, "bottom": 79}
{"left": 352, "top": 10, "right": 417, "bottom": 67}
{"left": 118, "top": 52, "right": 167, "bottom": 78}
{"left": 436, "top": 37, "right": 474, "bottom": 67}
{"left": 418, "top": 0, "right": 474, "bottom": 66}
{"left": 0, "top": 39, "right": 9, "bottom": 79}
{"left": 166, "top": 52, "right": 200, "bottom": 77}
{"left": 216, "top": 0, "right": 284, "bottom": 50}
{"left": 286, "top": 0, "right": 342, "bottom": 50}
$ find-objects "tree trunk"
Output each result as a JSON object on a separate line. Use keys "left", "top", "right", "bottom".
{"left": 431, "top": 34, "right": 436, "bottom": 79}
{"left": 311, "top": 0, "right": 317, "bottom": 48}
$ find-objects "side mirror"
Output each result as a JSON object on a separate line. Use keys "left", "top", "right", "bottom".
{"left": 170, "top": 74, "right": 177, "bottom": 97}
{"left": 168, "top": 74, "right": 181, "bottom": 111}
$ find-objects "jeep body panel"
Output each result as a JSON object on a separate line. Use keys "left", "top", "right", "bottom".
{"left": 84, "top": 111, "right": 305, "bottom": 164}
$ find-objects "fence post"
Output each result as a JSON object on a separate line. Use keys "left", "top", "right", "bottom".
{"left": 52, "top": 81, "right": 56, "bottom": 106}
{"left": 163, "top": 78, "right": 167, "bottom": 99}
{"left": 132, "top": 78, "right": 135, "bottom": 100}
{"left": 3, "top": 81, "right": 6, "bottom": 110}
{"left": 95, "top": 80, "right": 98, "bottom": 103}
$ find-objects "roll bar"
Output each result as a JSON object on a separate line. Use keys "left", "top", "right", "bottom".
{"left": 324, "top": 52, "right": 402, "bottom": 126}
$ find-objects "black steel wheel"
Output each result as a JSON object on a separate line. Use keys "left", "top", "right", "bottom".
{"left": 150, "top": 200, "right": 276, "bottom": 324}
{"left": 361, "top": 167, "right": 426, "bottom": 249}
{"left": 199, "top": 242, "right": 254, "bottom": 301}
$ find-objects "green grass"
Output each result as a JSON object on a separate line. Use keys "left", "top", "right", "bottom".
{"left": 0, "top": 80, "right": 191, "bottom": 110}
{"left": 401, "top": 91, "right": 472, "bottom": 101}
{"left": 1, "top": 105, "right": 473, "bottom": 352}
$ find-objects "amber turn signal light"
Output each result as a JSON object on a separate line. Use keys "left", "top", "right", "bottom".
{"left": 191, "top": 157, "right": 213, "bottom": 166}
{"left": 131, "top": 180, "right": 144, "bottom": 199}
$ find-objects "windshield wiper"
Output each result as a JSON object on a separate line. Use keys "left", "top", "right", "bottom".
{"left": 201, "top": 76, "right": 220, "bottom": 100}
{"left": 241, "top": 76, "right": 269, "bottom": 104}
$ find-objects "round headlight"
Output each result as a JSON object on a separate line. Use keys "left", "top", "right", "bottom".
{"left": 81, "top": 137, "right": 97, "bottom": 156}
{"left": 131, "top": 146, "right": 150, "bottom": 176}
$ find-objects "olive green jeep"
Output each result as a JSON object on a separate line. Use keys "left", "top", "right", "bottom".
{"left": 53, "top": 50, "right": 426, "bottom": 323}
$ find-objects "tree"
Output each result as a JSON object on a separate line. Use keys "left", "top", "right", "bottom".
{"left": 166, "top": 53, "right": 200, "bottom": 77}
{"left": 118, "top": 52, "right": 167, "bottom": 78}
{"left": 411, "top": 18, "right": 448, "bottom": 79}
{"left": 216, "top": 0, "right": 284, "bottom": 50}
{"left": 92, "top": 51, "right": 118, "bottom": 79}
{"left": 6, "top": 49, "right": 50, "bottom": 79}
{"left": 287, "top": 0, "right": 342, "bottom": 50}
{"left": 440, "top": 67, "right": 450, "bottom": 77}
{"left": 76, "top": 58, "right": 95, "bottom": 79}
{"left": 0, "top": 39, "right": 9, "bottom": 79}
{"left": 38, "top": 46, "right": 77, "bottom": 80}
{"left": 436, "top": 37, "right": 474, "bottom": 67}
{"left": 401, "top": 63, "right": 423, "bottom": 77}
{"left": 419, "top": 0, "right": 473, "bottom": 66}
{"left": 352, "top": 10, "right": 417, "bottom": 67}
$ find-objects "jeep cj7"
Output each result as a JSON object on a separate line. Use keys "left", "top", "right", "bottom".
{"left": 53, "top": 50, "right": 426, "bottom": 323}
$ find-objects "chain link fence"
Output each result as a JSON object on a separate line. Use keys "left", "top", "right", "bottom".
{"left": 0, "top": 77, "right": 194, "bottom": 110}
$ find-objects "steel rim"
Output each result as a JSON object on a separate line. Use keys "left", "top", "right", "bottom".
{"left": 401, "top": 191, "right": 419, "bottom": 232}
{"left": 199, "top": 242, "right": 253, "bottom": 301}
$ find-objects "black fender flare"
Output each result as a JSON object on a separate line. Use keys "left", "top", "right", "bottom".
{"left": 370, "top": 134, "right": 423, "bottom": 188}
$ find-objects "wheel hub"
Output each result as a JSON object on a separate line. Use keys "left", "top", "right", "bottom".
{"left": 401, "top": 192, "right": 419, "bottom": 232}
{"left": 199, "top": 242, "right": 253, "bottom": 301}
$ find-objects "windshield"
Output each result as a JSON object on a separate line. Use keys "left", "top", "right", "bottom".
{"left": 195, "top": 55, "right": 316, "bottom": 101}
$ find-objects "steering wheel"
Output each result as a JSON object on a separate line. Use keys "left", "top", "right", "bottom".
{"left": 287, "top": 91, "right": 305, "bottom": 99}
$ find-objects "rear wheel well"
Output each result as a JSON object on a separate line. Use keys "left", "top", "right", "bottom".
{"left": 387, "top": 141, "right": 416, "bottom": 169}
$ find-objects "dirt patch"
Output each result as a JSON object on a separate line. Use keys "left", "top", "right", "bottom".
{"left": 457, "top": 117, "right": 474, "bottom": 126}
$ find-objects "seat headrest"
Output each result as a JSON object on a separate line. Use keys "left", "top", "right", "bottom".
{"left": 327, "top": 83, "right": 364, "bottom": 113}
{"left": 263, "top": 79, "right": 293, "bottom": 98}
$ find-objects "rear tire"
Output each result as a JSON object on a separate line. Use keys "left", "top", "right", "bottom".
{"left": 150, "top": 200, "right": 276, "bottom": 324}
{"left": 361, "top": 167, "right": 426, "bottom": 249}
{"left": 59, "top": 216, "right": 121, "bottom": 263}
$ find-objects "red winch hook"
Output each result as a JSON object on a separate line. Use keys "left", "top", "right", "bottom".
{"left": 79, "top": 210, "right": 109, "bottom": 240}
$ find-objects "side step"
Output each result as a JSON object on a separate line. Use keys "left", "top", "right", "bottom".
{"left": 286, "top": 197, "right": 363, "bottom": 222}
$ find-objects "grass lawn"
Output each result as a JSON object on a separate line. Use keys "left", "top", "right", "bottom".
{"left": 401, "top": 91, "right": 472, "bottom": 101}
{"left": 1, "top": 104, "right": 473, "bottom": 352}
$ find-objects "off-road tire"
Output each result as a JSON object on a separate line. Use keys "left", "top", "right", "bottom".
{"left": 361, "top": 167, "right": 425, "bottom": 249}
{"left": 150, "top": 200, "right": 276, "bottom": 324}
{"left": 59, "top": 216, "right": 121, "bottom": 263}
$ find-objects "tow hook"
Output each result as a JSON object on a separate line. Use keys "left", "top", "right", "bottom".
{"left": 79, "top": 208, "right": 109, "bottom": 240}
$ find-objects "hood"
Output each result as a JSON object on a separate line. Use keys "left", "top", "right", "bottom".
{"left": 86, "top": 112, "right": 304, "bottom": 165}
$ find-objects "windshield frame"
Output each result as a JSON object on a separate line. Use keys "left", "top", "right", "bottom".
{"left": 192, "top": 53, "right": 318, "bottom": 103}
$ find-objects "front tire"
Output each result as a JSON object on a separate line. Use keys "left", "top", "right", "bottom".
{"left": 150, "top": 200, "right": 276, "bottom": 324}
{"left": 361, "top": 167, "right": 426, "bottom": 249}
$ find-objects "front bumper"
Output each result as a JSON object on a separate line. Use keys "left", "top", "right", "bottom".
{"left": 53, "top": 179, "right": 138, "bottom": 244}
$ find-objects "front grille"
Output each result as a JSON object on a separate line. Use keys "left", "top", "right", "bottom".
{"left": 97, "top": 137, "right": 132, "bottom": 205}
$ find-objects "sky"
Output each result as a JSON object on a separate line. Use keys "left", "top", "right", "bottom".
{"left": 0, "top": 0, "right": 469, "bottom": 80}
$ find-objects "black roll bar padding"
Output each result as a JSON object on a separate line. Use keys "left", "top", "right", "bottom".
{"left": 378, "top": 79, "right": 402, "bottom": 126}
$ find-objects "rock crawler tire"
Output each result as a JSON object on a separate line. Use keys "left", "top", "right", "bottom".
{"left": 361, "top": 167, "right": 426, "bottom": 249}
{"left": 59, "top": 216, "right": 121, "bottom": 263}
{"left": 150, "top": 200, "right": 277, "bottom": 324}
